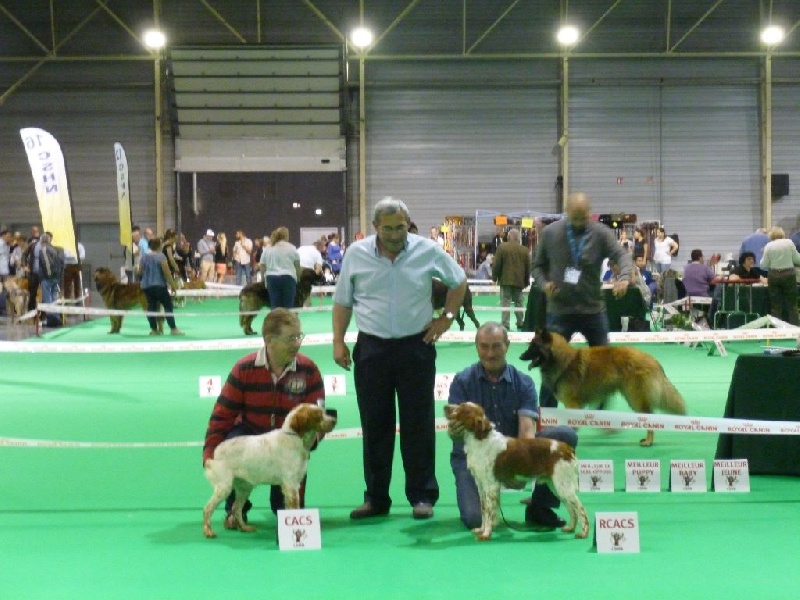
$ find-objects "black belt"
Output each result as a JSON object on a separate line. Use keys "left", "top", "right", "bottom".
{"left": 358, "top": 331, "right": 426, "bottom": 344}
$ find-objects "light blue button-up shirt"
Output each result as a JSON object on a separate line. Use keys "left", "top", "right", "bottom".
{"left": 333, "top": 233, "right": 466, "bottom": 338}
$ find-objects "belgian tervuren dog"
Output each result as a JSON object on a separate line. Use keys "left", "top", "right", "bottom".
{"left": 520, "top": 330, "right": 685, "bottom": 446}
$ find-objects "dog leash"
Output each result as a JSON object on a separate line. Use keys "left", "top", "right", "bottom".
{"left": 497, "top": 500, "right": 544, "bottom": 533}
{"left": 497, "top": 496, "right": 565, "bottom": 533}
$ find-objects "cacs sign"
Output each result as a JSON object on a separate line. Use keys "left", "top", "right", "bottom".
{"left": 277, "top": 509, "right": 322, "bottom": 551}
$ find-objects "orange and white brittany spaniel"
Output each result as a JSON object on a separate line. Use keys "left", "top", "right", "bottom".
{"left": 444, "top": 402, "right": 589, "bottom": 541}
{"left": 203, "top": 403, "right": 336, "bottom": 538}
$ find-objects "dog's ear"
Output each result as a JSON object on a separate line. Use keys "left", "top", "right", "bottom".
{"left": 443, "top": 404, "right": 456, "bottom": 418}
{"left": 538, "top": 329, "right": 552, "bottom": 343}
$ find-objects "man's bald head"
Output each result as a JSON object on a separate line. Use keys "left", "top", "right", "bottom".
{"left": 566, "top": 192, "right": 590, "bottom": 232}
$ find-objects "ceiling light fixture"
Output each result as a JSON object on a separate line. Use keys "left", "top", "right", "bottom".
{"left": 760, "top": 25, "right": 785, "bottom": 46}
{"left": 350, "top": 27, "right": 374, "bottom": 49}
{"left": 143, "top": 29, "right": 166, "bottom": 50}
{"left": 556, "top": 25, "right": 580, "bottom": 46}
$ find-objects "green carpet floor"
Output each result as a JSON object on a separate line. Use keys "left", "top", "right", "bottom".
{"left": 1, "top": 297, "right": 798, "bottom": 599}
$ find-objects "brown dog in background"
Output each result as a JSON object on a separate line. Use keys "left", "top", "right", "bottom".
{"left": 94, "top": 267, "right": 163, "bottom": 334}
{"left": 2, "top": 276, "right": 30, "bottom": 323}
{"left": 520, "top": 329, "right": 686, "bottom": 446}
{"left": 238, "top": 268, "right": 320, "bottom": 335}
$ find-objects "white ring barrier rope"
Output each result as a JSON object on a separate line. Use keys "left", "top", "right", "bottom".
{"left": 3, "top": 409, "right": 798, "bottom": 449}
{"left": 2, "top": 326, "right": 799, "bottom": 354}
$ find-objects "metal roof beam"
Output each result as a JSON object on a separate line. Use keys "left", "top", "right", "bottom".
{"left": 0, "top": 1, "right": 49, "bottom": 53}
{"left": 576, "top": 0, "right": 626, "bottom": 48}
{"left": 365, "top": 0, "right": 424, "bottom": 56}
{"left": 466, "top": 0, "right": 523, "bottom": 55}
{"left": 302, "top": 0, "right": 345, "bottom": 43}
{"left": 669, "top": 0, "right": 727, "bottom": 53}
{"left": 198, "top": 0, "right": 247, "bottom": 43}
{"left": 0, "top": 2, "right": 106, "bottom": 106}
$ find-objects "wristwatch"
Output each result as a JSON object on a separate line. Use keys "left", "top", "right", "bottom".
{"left": 444, "top": 311, "right": 455, "bottom": 320}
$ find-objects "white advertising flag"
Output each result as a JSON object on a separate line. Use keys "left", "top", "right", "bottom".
{"left": 19, "top": 127, "right": 77, "bottom": 256}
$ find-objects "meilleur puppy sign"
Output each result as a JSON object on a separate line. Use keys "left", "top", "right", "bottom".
{"left": 625, "top": 459, "right": 661, "bottom": 492}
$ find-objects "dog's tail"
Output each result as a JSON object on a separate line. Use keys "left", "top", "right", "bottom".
{"left": 653, "top": 375, "right": 686, "bottom": 415}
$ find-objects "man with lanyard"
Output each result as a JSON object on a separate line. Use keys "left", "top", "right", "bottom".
{"left": 532, "top": 192, "right": 633, "bottom": 408}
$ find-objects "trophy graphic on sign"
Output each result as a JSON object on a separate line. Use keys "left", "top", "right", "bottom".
{"left": 611, "top": 532, "right": 626, "bottom": 547}
{"left": 682, "top": 472, "right": 695, "bottom": 486}
{"left": 637, "top": 474, "right": 650, "bottom": 486}
{"left": 590, "top": 475, "right": 602, "bottom": 490}
{"left": 292, "top": 529, "right": 307, "bottom": 546}
{"left": 726, "top": 474, "right": 738, "bottom": 487}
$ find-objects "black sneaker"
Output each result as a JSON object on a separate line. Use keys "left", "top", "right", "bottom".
{"left": 524, "top": 505, "right": 566, "bottom": 532}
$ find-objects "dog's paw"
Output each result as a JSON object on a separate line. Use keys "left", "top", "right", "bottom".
{"left": 203, "top": 526, "right": 217, "bottom": 539}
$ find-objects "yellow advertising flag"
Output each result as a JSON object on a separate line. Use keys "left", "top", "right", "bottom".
{"left": 114, "top": 142, "right": 133, "bottom": 247}
{"left": 19, "top": 127, "right": 77, "bottom": 256}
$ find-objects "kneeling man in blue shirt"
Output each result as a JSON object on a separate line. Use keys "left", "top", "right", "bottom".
{"left": 448, "top": 321, "right": 578, "bottom": 530}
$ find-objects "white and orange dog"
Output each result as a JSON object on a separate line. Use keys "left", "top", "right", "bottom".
{"left": 444, "top": 402, "right": 589, "bottom": 541}
{"left": 203, "top": 404, "right": 336, "bottom": 538}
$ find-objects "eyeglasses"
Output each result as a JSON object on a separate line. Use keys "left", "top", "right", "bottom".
{"left": 272, "top": 333, "right": 305, "bottom": 343}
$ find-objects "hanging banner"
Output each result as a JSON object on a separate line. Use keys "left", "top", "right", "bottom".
{"left": 114, "top": 142, "right": 133, "bottom": 248}
{"left": 19, "top": 127, "right": 77, "bottom": 256}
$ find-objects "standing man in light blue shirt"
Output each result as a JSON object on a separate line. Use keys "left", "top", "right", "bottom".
{"left": 333, "top": 197, "right": 467, "bottom": 521}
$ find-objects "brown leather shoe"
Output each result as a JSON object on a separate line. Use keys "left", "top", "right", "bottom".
{"left": 349, "top": 502, "right": 390, "bottom": 520}
{"left": 412, "top": 502, "right": 434, "bottom": 520}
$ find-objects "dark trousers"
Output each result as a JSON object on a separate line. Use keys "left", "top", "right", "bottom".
{"left": 27, "top": 272, "right": 40, "bottom": 311}
{"left": 767, "top": 270, "right": 798, "bottom": 325}
{"left": 265, "top": 274, "right": 297, "bottom": 309}
{"left": 353, "top": 332, "right": 438, "bottom": 509}
{"left": 63, "top": 264, "right": 82, "bottom": 300}
{"left": 539, "top": 312, "right": 610, "bottom": 408}
{"left": 222, "top": 425, "right": 306, "bottom": 516}
{"left": 142, "top": 286, "right": 177, "bottom": 330}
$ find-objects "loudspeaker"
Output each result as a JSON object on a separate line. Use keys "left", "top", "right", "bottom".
{"left": 771, "top": 174, "right": 789, "bottom": 198}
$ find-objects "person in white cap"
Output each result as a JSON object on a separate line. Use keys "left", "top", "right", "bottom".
{"left": 198, "top": 229, "right": 216, "bottom": 282}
